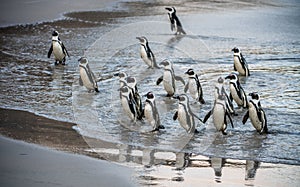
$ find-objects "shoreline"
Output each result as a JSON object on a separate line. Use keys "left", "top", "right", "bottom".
{"left": 1, "top": 108, "right": 299, "bottom": 186}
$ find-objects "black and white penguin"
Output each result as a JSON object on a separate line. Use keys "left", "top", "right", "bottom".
{"left": 184, "top": 68, "right": 205, "bottom": 104}
{"left": 136, "top": 36, "right": 159, "bottom": 68}
{"left": 203, "top": 94, "right": 234, "bottom": 135}
{"left": 242, "top": 92, "right": 268, "bottom": 134}
{"left": 47, "top": 30, "right": 70, "bottom": 65}
{"left": 225, "top": 73, "right": 248, "bottom": 108}
{"left": 232, "top": 47, "right": 250, "bottom": 76}
{"left": 120, "top": 85, "right": 138, "bottom": 122}
{"left": 173, "top": 94, "right": 202, "bottom": 134}
{"left": 215, "top": 77, "right": 235, "bottom": 115}
{"left": 126, "top": 76, "right": 143, "bottom": 120}
{"left": 156, "top": 60, "right": 185, "bottom": 97}
{"left": 78, "top": 57, "right": 99, "bottom": 92}
{"left": 165, "top": 7, "right": 186, "bottom": 35}
{"left": 143, "top": 92, "right": 164, "bottom": 131}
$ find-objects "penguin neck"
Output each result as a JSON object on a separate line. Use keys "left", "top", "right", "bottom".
{"left": 233, "top": 53, "right": 240, "bottom": 57}
{"left": 52, "top": 36, "right": 59, "bottom": 42}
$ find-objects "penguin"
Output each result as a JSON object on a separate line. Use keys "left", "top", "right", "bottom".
{"left": 156, "top": 60, "right": 185, "bottom": 97}
{"left": 165, "top": 7, "right": 186, "bottom": 35}
{"left": 136, "top": 36, "right": 159, "bottom": 68}
{"left": 173, "top": 94, "right": 202, "bottom": 134}
{"left": 126, "top": 76, "right": 143, "bottom": 120}
{"left": 47, "top": 30, "right": 70, "bottom": 65}
{"left": 215, "top": 77, "right": 235, "bottom": 115}
{"left": 203, "top": 94, "right": 234, "bottom": 135}
{"left": 120, "top": 85, "right": 138, "bottom": 122}
{"left": 232, "top": 47, "right": 250, "bottom": 76}
{"left": 184, "top": 68, "right": 205, "bottom": 104}
{"left": 242, "top": 92, "right": 268, "bottom": 134}
{"left": 225, "top": 73, "right": 248, "bottom": 108}
{"left": 78, "top": 57, "right": 99, "bottom": 92}
{"left": 143, "top": 92, "right": 164, "bottom": 131}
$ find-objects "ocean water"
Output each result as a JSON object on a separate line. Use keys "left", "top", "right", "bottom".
{"left": 0, "top": 0, "right": 299, "bottom": 171}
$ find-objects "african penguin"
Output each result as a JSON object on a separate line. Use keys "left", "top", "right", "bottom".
{"left": 173, "top": 94, "right": 202, "bottom": 134}
{"left": 215, "top": 77, "right": 235, "bottom": 115}
{"left": 156, "top": 60, "right": 185, "bottom": 97}
{"left": 184, "top": 68, "right": 205, "bottom": 104}
{"left": 120, "top": 85, "right": 138, "bottom": 122}
{"left": 126, "top": 76, "right": 143, "bottom": 120}
{"left": 78, "top": 57, "right": 99, "bottom": 92}
{"left": 47, "top": 30, "right": 70, "bottom": 65}
{"left": 242, "top": 92, "right": 268, "bottom": 134}
{"left": 225, "top": 73, "right": 248, "bottom": 108}
{"left": 136, "top": 36, "right": 159, "bottom": 68}
{"left": 203, "top": 94, "right": 234, "bottom": 135}
{"left": 143, "top": 92, "right": 164, "bottom": 131}
{"left": 232, "top": 47, "right": 250, "bottom": 76}
{"left": 165, "top": 7, "right": 186, "bottom": 35}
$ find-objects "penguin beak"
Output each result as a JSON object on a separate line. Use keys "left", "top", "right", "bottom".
{"left": 136, "top": 37, "right": 142, "bottom": 42}
{"left": 225, "top": 75, "right": 230, "bottom": 79}
{"left": 114, "top": 73, "right": 119, "bottom": 77}
{"left": 165, "top": 7, "right": 172, "bottom": 11}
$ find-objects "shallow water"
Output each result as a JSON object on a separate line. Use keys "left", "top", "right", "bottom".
{"left": 0, "top": 0, "right": 299, "bottom": 173}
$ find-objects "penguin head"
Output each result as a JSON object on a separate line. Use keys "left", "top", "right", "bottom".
{"left": 231, "top": 47, "right": 240, "bottom": 53}
{"left": 174, "top": 94, "right": 189, "bottom": 105}
{"left": 136, "top": 36, "right": 148, "bottom": 45}
{"left": 78, "top": 57, "right": 88, "bottom": 66}
{"left": 225, "top": 73, "right": 238, "bottom": 81}
{"left": 249, "top": 92, "right": 260, "bottom": 100}
{"left": 217, "top": 77, "right": 224, "bottom": 83}
{"left": 52, "top": 30, "right": 59, "bottom": 37}
{"left": 159, "top": 60, "right": 172, "bottom": 68}
{"left": 114, "top": 72, "right": 127, "bottom": 79}
{"left": 165, "top": 7, "right": 176, "bottom": 13}
{"left": 185, "top": 68, "right": 195, "bottom": 76}
{"left": 145, "top": 92, "right": 155, "bottom": 99}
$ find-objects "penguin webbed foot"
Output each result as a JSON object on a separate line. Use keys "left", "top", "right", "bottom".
{"left": 95, "top": 88, "right": 100, "bottom": 93}
{"left": 194, "top": 129, "right": 199, "bottom": 134}
{"left": 54, "top": 61, "right": 58, "bottom": 66}
{"left": 158, "top": 125, "right": 165, "bottom": 129}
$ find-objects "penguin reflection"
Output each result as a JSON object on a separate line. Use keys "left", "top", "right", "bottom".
{"left": 209, "top": 157, "right": 225, "bottom": 183}
{"left": 245, "top": 160, "right": 260, "bottom": 180}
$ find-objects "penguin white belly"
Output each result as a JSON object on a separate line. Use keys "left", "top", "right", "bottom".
{"left": 80, "top": 68, "right": 94, "bottom": 90}
{"left": 53, "top": 42, "right": 65, "bottom": 61}
{"left": 213, "top": 104, "right": 226, "bottom": 131}
{"left": 144, "top": 103, "right": 156, "bottom": 129}
{"left": 230, "top": 84, "right": 243, "bottom": 106}
{"left": 188, "top": 80, "right": 198, "bottom": 100}
{"left": 177, "top": 105, "right": 191, "bottom": 132}
{"left": 233, "top": 56, "right": 246, "bottom": 75}
{"left": 121, "top": 97, "right": 135, "bottom": 120}
{"left": 248, "top": 104, "right": 262, "bottom": 131}
{"left": 163, "top": 72, "right": 175, "bottom": 95}
{"left": 140, "top": 47, "right": 152, "bottom": 67}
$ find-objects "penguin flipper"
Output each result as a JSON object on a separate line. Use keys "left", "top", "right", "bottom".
{"left": 79, "top": 76, "right": 83, "bottom": 86}
{"left": 184, "top": 82, "right": 189, "bottom": 93}
{"left": 242, "top": 110, "right": 249, "bottom": 124}
{"left": 47, "top": 45, "right": 53, "bottom": 58}
{"left": 229, "top": 93, "right": 233, "bottom": 102}
{"left": 203, "top": 110, "right": 212, "bottom": 123}
{"left": 173, "top": 110, "right": 178, "bottom": 120}
{"left": 226, "top": 110, "right": 234, "bottom": 128}
{"left": 62, "top": 43, "right": 70, "bottom": 57}
{"left": 156, "top": 76, "right": 163, "bottom": 85}
{"left": 192, "top": 113, "right": 204, "bottom": 123}
{"left": 175, "top": 76, "right": 185, "bottom": 85}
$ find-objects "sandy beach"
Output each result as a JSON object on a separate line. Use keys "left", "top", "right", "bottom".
{"left": 0, "top": 0, "right": 299, "bottom": 186}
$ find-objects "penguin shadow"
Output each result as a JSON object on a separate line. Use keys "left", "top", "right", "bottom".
{"left": 209, "top": 157, "right": 226, "bottom": 183}
{"left": 166, "top": 34, "right": 185, "bottom": 47}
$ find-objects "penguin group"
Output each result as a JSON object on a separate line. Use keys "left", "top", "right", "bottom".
{"left": 47, "top": 6, "right": 268, "bottom": 135}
